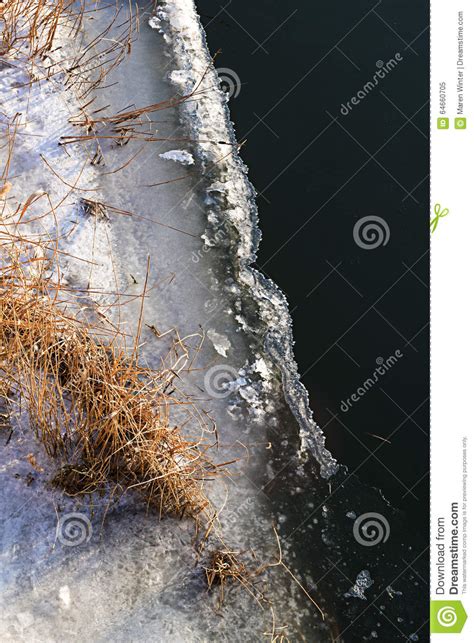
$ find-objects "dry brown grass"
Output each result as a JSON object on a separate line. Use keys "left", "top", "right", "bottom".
{"left": 0, "top": 0, "right": 221, "bottom": 525}
{"left": 0, "top": 0, "right": 79, "bottom": 59}
{"left": 204, "top": 548, "right": 258, "bottom": 607}
{"left": 0, "top": 226, "right": 219, "bottom": 517}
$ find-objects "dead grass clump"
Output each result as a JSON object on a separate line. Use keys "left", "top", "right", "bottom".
{"left": 0, "top": 234, "right": 217, "bottom": 519}
{"left": 0, "top": 0, "right": 221, "bottom": 527}
{"left": 81, "top": 197, "right": 109, "bottom": 221}
{"left": 201, "top": 543, "right": 280, "bottom": 614}
{"left": 51, "top": 463, "right": 99, "bottom": 496}
{"left": 204, "top": 549, "right": 251, "bottom": 604}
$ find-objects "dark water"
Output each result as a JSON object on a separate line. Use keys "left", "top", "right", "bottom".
{"left": 197, "top": 0, "right": 429, "bottom": 639}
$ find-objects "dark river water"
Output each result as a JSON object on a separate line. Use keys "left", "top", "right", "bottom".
{"left": 197, "top": 0, "right": 429, "bottom": 639}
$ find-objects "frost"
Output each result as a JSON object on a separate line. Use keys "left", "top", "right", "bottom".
{"left": 0, "top": 27, "right": 117, "bottom": 301}
{"left": 235, "top": 313, "right": 250, "bottom": 331}
{"left": 169, "top": 69, "right": 194, "bottom": 93}
{"left": 148, "top": 10, "right": 167, "bottom": 33}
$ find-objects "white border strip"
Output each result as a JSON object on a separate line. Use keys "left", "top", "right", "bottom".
{"left": 431, "top": 0, "right": 472, "bottom": 637}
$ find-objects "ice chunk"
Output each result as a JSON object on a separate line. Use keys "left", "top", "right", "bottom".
{"left": 148, "top": 16, "right": 162, "bottom": 30}
{"left": 344, "top": 570, "right": 374, "bottom": 600}
{"left": 207, "top": 328, "right": 231, "bottom": 357}
{"left": 159, "top": 149, "right": 195, "bottom": 165}
{"left": 386, "top": 585, "right": 403, "bottom": 598}
{"left": 59, "top": 586, "right": 71, "bottom": 608}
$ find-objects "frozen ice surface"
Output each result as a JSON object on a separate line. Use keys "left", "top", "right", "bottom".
{"left": 0, "top": 2, "right": 331, "bottom": 640}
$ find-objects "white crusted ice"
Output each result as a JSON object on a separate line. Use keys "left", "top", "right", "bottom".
{"left": 0, "top": 35, "right": 118, "bottom": 302}
{"left": 207, "top": 328, "right": 231, "bottom": 356}
{"left": 0, "top": 2, "right": 338, "bottom": 640}
{"left": 157, "top": 0, "right": 338, "bottom": 477}
{"left": 159, "top": 149, "right": 195, "bottom": 165}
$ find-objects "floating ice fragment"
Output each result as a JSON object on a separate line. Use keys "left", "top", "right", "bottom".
{"left": 386, "top": 584, "right": 403, "bottom": 598}
{"left": 344, "top": 570, "right": 374, "bottom": 600}
{"left": 159, "top": 149, "right": 194, "bottom": 165}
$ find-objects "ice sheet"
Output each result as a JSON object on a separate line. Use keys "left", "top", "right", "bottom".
{"left": 0, "top": 2, "right": 334, "bottom": 640}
